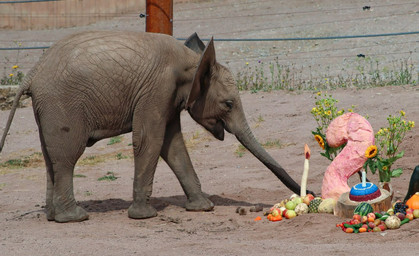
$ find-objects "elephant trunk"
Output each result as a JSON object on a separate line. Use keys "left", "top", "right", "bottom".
{"left": 228, "top": 115, "right": 306, "bottom": 195}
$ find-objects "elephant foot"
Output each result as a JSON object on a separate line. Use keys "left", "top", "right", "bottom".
{"left": 185, "top": 195, "right": 214, "bottom": 211}
{"left": 45, "top": 205, "right": 55, "bottom": 221}
{"left": 128, "top": 203, "right": 157, "bottom": 219}
{"left": 54, "top": 206, "right": 89, "bottom": 223}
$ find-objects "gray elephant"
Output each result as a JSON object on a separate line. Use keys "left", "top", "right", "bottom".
{"left": 0, "top": 31, "right": 313, "bottom": 223}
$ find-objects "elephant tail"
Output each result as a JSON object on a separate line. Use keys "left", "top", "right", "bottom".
{"left": 0, "top": 81, "right": 31, "bottom": 153}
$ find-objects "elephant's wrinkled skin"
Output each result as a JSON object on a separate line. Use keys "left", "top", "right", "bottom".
{"left": 0, "top": 31, "right": 312, "bottom": 222}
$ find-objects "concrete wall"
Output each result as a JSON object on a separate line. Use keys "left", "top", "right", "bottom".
{"left": 0, "top": 0, "right": 145, "bottom": 30}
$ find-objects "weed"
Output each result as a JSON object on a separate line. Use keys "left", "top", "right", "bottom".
{"left": 0, "top": 183, "right": 6, "bottom": 190}
{"left": 98, "top": 171, "right": 118, "bottom": 181}
{"left": 0, "top": 152, "right": 43, "bottom": 169}
{"left": 73, "top": 174, "right": 87, "bottom": 178}
{"left": 107, "top": 136, "right": 122, "bottom": 145}
{"left": 116, "top": 152, "right": 129, "bottom": 160}
{"left": 79, "top": 155, "right": 105, "bottom": 166}
{"left": 234, "top": 144, "right": 247, "bottom": 157}
{"left": 261, "top": 139, "right": 283, "bottom": 149}
{"left": 84, "top": 191, "right": 93, "bottom": 196}
{"left": 1, "top": 42, "right": 25, "bottom": 85}
{"left": 236, "top": 56, "right": 416, "bottom": 92}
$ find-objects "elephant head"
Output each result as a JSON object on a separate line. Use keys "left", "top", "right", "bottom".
{"left": 184, "top": 34, "right": 314, "bottom": 196}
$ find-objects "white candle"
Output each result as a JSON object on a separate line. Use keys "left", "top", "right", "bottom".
{"left": 301, "top": 144, "right": 310, "bottom": 197}
{"left": 361, "top": 170, "right": 366, "bottom": 187}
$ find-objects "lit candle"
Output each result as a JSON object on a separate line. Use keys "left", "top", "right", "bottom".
{"left": 301, "top": 144, "right": 310, "bottom": 197}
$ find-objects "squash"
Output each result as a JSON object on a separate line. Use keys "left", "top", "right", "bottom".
{"left": 353, "top": 202, "right": 373, "bottom": 216}
{"left": 404, "top": 165, "right": 419, "bottom": 202}
{"left": 406, "top": 192, "right": 419, "bottom": 210}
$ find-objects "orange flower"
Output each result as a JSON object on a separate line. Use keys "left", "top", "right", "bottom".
{"left": 314, "top": 135, "right": 325, "bottom": 149}
{"left": 365, "top": 145, "right": 378, "bottom": 158}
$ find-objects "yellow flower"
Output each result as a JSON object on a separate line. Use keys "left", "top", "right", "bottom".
{"left": 337, "top": 110, "right": 343, "bottom": 115}
{"left": 365, "top": 145, "right": 378, "bottom": 158}
{"left": 245, "top": 62, "right": 249, "bottom": 65}
{"left": 327, "top": 110, "right": 332, "bottom": 116}
{"left": 317, "top": 92, "right": 321, "bottom": 96}
{"left": 12, "top": 65, "right": 19, "bottom": 69}
{"left": 409, "top": 121, "right": 415, "bottom": 128}
{"left": 400, "top": 110, "right": 405, "bottom": 116}
{"left": 348, "top": 109, "right": 353, "bottom": 112}
{"left": 9, "top": 73, "right": 13, "bottom": 77}
{"left": 314, "top": 135, "right": 325, "bottom": 149}
{"left": 382, "top": 166, "right": 388, "bottom": 171}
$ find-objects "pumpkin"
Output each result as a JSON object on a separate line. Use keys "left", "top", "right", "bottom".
{"left": 406, "top": 192, "right": 419, "bottom": 210}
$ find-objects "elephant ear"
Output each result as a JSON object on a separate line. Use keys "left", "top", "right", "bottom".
{"left": 186, "top": 37, "right": 216, "bottom": 109}
{"left": 184, "top": 32, "right": 205, "bottom": 54}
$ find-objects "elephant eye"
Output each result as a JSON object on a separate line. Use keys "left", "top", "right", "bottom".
{"left": 225, "top": 100, "right": 233, "bottom": 110}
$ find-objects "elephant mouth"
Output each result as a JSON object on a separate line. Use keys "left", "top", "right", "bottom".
{"left": 211, "top": 119, "right": 225, "bottom": 141}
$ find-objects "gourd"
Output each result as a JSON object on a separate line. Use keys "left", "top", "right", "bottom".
{"left": 385, "top": 215, "right": 401, "bottom": 229}
{"left": 406, "top": 192, "right": 419, "bottom": 210}
{"left": 353, "top": 202, "right": 373, "bottom": 216}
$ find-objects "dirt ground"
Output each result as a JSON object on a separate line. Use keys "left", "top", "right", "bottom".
{"left": 1, "top": 0, "right": 419, "bottom": 255}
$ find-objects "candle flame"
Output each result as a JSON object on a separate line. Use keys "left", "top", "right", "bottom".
{"left": 304, "top": 144, "right": 311, "bottom": 160}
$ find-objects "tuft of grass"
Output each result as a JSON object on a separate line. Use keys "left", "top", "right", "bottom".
{"left": 0, "top": 183, "right": 6, "bottom": 190}
{"left": 116, "top": 152, "right": 129, "bottom": 160}
{"left": 107, "top": 136, "right": 122, "bottom": 145}
{"left": 84, "top": 190, "right": 93, "bottom": 196}
{"left": 73, "top": 174, "right": 87, "bottom": 178}
{"left": 0, "top": 152, "right": 43, "bottom": 169}
{"left": 79, "top": 155, "right": 105, "bottom": 166}
{"left": 261, "top": 139, "right": 283, "bottom": 149}
{"left": 98, "top": 171, "right": 118, "bottom": 181}
{"left": 234, "top": 144, "right": 247, "bottom": 157}
{"left": 236, "top": 57, "right": 416, "bottom": 92}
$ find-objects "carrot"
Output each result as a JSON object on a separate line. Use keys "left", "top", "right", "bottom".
{"left": 270, "top": 215, "right": 282, "bottom": 222}
{"left": 267, "top": 214, "right": 273, "bottom": 221}
{"left": 254, "top": 216, "right": 262, "bottom": 221}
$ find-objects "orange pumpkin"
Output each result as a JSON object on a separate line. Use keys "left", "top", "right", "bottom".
{"left": 406, "top": 192, "right": 419, "bottom": 210}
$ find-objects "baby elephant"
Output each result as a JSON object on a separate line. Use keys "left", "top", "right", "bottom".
{"left": 0, "top": 31, "right": 312, "bottom": 222}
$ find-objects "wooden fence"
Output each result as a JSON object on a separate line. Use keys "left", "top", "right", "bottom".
{"left": 0, "top": 0, "right": 145, "bottom": 30}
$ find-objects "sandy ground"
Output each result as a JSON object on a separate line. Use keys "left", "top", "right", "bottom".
{"left": 1, "top": 0, "right": 419, "bottom": 255}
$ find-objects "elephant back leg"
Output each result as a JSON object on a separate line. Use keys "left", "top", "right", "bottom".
{"left": 35, "top": 109, "right": 89, "bottom": 222}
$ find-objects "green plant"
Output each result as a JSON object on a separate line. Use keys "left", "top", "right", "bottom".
{"left": 1, "top": 65, "right": 25, "bottom": 85}
{"left": 311, "top": 92, "right": 352, "bottom": 161}
{"left": 73, "top": 174, "right": 87, "bottom": 178}
{"left": 0, "top": 152, "right": 43, "bottom": 169}
{"left": 98, "top": 171, "right": 118, "bottom": 181}
{"left": 363, "top": 111, "right": 415, "bottom": 182}
{"left": 107, "top": 136, "right": 122, "bottom": 145}
{"left": 234, "top": 144, "right": 246, "bottom": 157}
{"left": 116, "top": 152, "right": 128, "bottom": 160}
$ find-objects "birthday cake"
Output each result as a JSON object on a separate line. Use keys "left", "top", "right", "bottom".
{"left": 349, "top": 182, "right": 382, "bottom": 202}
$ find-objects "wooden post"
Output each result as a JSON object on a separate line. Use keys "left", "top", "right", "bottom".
{"left": 146, "top": 0, "right": 173, "bottom": 35}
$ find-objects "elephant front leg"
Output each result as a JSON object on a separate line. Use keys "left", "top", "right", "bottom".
{"left": 160, "top": 117, "right": 214, "bottom": 212}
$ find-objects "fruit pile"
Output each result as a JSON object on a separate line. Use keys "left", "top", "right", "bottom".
{"left": 266, "top": 193, "right": 337, "bottom": 222}
{"left": 337, "top": 201, "right": 419, "bottom": 233}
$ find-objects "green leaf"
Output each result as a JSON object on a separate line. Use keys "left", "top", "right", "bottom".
{"left": 391, "top": 168, "right": 403, "bottom": 178}
{"left": 396, "top": 151, "right": 404, "bottom": 158}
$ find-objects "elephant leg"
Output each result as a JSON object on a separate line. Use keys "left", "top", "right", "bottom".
{"left": 160, "top": 116, "right": 214, "bottom": 211}
{"left": 128, "top": 118, "right": 164, "bottom": 219}
{"left": 36, "top": 113, "right": 88, "bottom": 222}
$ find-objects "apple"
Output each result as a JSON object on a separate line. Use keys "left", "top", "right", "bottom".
{"left": 406, "top": 208, "right": 414, "bottom": 215}
{"left": 374, "top": 219, "right": 381, "bottom": 226}
{"left": 361, "top": 216, "right": 368, "bottom": 223}
{"left": 373, "top": 227, "right": 382, "bottom": 232}
{"left": 368, "top": 222, "right": 376, "bottom": 229}
{"left": 271, "top": 208, "right": 281, "bottom": 217}
{"left": 413, "top": 209, "right": 419, "bottom": 219}
{"left": 353, "top": 214, "right": 361, "bottom": 221}
{"left": 303, "top": 194, "right": 315, "bottom": 205}
{"left": 378, "top": 224, "right": 387, "bottom": 231}
{"left": 282, "top": 209, "right": 287, "bottom": 217}
{"left": 352, "top": 219, "right": 360, "bottom": 225}
{"left": 361, "top": 224, "right": 368, "bottom": 230}
{"left": 285, "top": 201, "right": 296, "bottom": 210}
{"left": 292, "top": 197, "right": 303, "bottom": 205}
{"left": 406, "top": 213, "right": 414, "bottom": 221}
{"left": 396, "top": 212, "right": 405, "bottom": 221}
{"left": 367, "top": 212, "right": 376, "bottom": 220}
{"left": 284, "top": 209, "right": 297, "bottom": 219}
